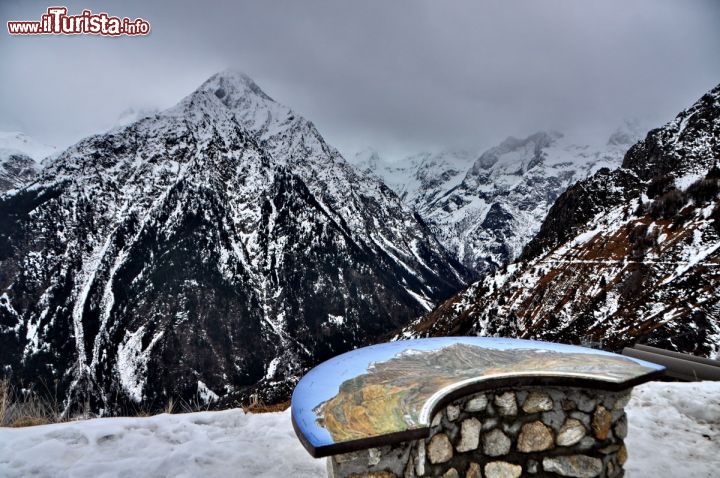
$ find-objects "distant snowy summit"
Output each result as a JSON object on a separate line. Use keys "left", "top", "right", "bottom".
{"left": 0, "top": 131, "right": 57, "bottom": 192}
{"left": 353, "top": 148, "right": 475, "bottom": 207}
{"left": 349, "top": 121, "right": 643, "bottom": 274}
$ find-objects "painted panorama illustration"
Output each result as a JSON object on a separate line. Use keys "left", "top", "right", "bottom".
{"left": 291, "top": 337, "right": 664, "bottom": 452}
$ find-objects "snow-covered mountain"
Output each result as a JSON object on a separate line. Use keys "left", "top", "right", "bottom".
{"left": 0, "top": 132, "right": 57, "bottom": 192}
{"left": 351, "top": 124, "right": 641, "bottom": 274}
{"left": 352, "top": 148, "right": 475, "bottom": 209}
{"left": 0, "top": 71, "right": 469, "bottom": 414}
{"left": 401, "top": 83, "right": 720, "bottom": 358}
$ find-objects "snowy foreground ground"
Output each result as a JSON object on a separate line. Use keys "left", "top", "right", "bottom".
{"left": 1, "top": 381, "right": 718, "bottom": 477}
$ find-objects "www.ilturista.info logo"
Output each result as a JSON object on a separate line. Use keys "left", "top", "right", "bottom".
{"left": 7, "top": 7, "right": 150, "bottom": 36}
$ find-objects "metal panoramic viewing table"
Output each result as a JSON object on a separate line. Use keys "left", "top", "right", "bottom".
{"left": 290, "top": 337, "right": 665, "bottom": 458}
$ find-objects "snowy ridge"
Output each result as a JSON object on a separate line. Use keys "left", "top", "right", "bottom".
{"left": 623, "top": 84, "right": 720, "bottom": 181}
{"left": 199, "top": 70, "right": 468, "bottom": 290}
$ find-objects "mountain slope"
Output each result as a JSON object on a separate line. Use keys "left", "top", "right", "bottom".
{"left": 0, "top": 71, "right": 468, "bottom": 413}
{"left": 401, "top": 84, "right": 720, "bottom": 358}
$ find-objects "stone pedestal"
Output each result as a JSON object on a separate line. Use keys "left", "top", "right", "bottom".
{"left": 327, "top": 386, "right": 631, "bottom": 478}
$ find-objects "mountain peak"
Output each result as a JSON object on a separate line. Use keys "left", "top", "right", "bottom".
{"left": 199, "top": 70, "right": 275, "bottom": 105}
{"left": 621, "top": 81, "right": 720, "bottom": 180}
{"left": 191, "top": 70, "right": 298, "bottom": 142}
{"left": 470, "top": 131, "right": 561, "bottom": 172}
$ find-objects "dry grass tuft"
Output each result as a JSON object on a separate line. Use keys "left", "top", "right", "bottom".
{"left": 242, "top": 400, "right": 290, "bottom": 414}
{"left": 165, "top": 396, "right": 177, "bottom": 414}
{"left": 1, "top": 378, "right": 291, "bottom": 426}
{"left": 0, "top": 379, "right": 9, "bottom": 426}
{"left": 9, "top": 416, "right": 50, "bottom": 428}
{"left": 1, "top": 379, "right": 60, "bottom": 428}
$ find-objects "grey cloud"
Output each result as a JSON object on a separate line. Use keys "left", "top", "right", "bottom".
{"left": 1, "top": 0, "right": 719, "bottom": 155}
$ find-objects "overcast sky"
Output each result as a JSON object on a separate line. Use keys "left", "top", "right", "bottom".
{"left": 2, "top": 0, "right": 719, "bottom": 157}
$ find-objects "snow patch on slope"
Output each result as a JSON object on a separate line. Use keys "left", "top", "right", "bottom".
{"left": 116, "top": 326, "right": 164, "bottom": 402}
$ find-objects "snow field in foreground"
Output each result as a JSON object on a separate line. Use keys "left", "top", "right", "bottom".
{"left": 625, "top": 381, "right": 720, "bottom": 477}
{"left": 0, "top": 381, "right": 718, "bottom": 477}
